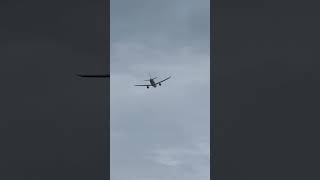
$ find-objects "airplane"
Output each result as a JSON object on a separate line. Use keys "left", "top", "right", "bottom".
{"left": 77, "top": 74, "right": 110, "bottom": 78}
{"left": 134, "top": 73, "right": 171, "bottom": 89}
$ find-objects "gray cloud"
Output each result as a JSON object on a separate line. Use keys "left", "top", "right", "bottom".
{"left": 111, "top": 0, "right": 209, "bottom": 50}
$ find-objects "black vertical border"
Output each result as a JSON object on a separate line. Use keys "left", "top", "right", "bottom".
{"left": 0, "top": 0, "right": 110, "bottom": 179}
{"left": 210, "top": 0, "right": 214, "bottom": 179}
{"left": 106, "top": 0, "right": 110, "bottom": 179}
{"left": 212, "top": 0, "right": 320, "bottom": 179}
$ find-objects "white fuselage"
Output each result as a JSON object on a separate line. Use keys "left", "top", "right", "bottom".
{"left": 150, "top": 79, "right": 157, "bottom": 88}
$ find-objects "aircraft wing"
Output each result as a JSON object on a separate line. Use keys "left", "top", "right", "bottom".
{"left": 156, "top": 76, "right": 171, "bottom": 84}
{"left": 77, "top": 74, "right": 110, "bottom": 78}
{"left": 134, "top": 84, "right": 151, "bottom": 86}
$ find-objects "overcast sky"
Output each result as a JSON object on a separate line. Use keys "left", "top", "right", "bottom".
{"left": 110, "top": 0, "right": 210, "bottom": 179}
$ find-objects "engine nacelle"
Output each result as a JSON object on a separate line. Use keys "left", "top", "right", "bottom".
{"left": 147, "top": 86, "right": 149, "bottom": 88}
{"left": 159, "top": 83, "right": 161, "bottom": 86}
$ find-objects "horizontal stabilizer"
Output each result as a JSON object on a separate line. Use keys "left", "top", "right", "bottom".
{"left": 144, "top": 77, "right": 158, "bottom": 81}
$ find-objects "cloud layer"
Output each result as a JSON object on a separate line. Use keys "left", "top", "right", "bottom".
{"left": 110, "top": 0, "right": 209, "bottom": 179}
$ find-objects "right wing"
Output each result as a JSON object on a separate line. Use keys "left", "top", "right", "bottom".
{"left": 156, "top": 76, "right": 171, "bottom": 84}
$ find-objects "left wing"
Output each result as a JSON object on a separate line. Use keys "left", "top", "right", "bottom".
{"left": 134, "top": 84, "right": 151, "bottom": 86}
{"left": 155, "top": 76, "right": 171, "bottom": 85}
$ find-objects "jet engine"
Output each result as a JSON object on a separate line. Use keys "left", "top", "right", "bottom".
{"left": 147, "top": 86, "right": 149, "bottom": 89}
{"left": 159, "top": 83, "right": 161, "bottom": 86}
